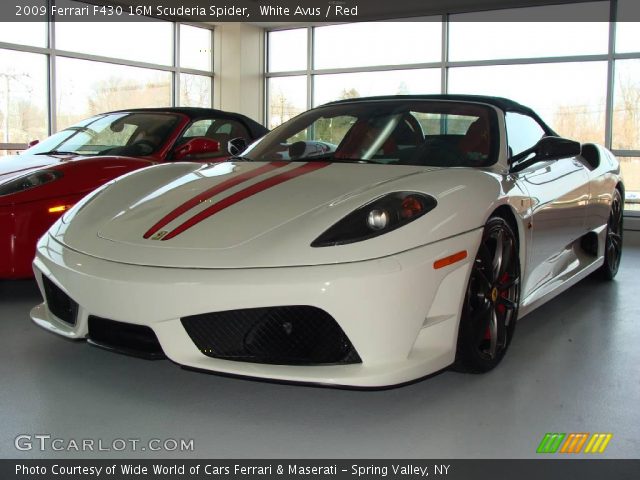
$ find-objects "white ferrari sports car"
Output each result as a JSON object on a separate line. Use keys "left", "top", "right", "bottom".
{"left": 31, "top": 95, "right": 624, "bottom": 388}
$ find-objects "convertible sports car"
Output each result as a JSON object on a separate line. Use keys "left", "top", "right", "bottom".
{"left": 0, "top": 107, "right": 267, "bottom": 278}
{"left": 30, "top": 95, "right": 624, "bottom": 388}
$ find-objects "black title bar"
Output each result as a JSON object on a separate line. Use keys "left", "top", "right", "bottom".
{"left": 3, "top": 459, "right": 640, "bottom": 480}
{"left": 2, "top": 0, "right": 640, "bottom": 22}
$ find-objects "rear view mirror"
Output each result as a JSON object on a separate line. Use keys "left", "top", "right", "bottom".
{"left": 511, "top": 136, "right": 581, "bottom": 172}
{"left": 173, "top": 137, "right": 220, "bottom": 161}
{"left": 535, "top": 136, "right": 581, "bottom": 161}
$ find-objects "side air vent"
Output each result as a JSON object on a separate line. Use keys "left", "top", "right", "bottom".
{"left": 42, "top": 276, "right": 78, "bottom": 326}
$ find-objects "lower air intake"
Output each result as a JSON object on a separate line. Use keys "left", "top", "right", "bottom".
{"left": 181, "top": 306, "right": 361, "bottom": 365}
{"left": 88, "top": 316, "right": 165, "bottom": 359}
{"left": 42, "top": 276, "right": 78, "bottom": 326}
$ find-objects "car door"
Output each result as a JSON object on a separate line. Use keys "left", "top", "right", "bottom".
{"left": 507, "top": 112, "right": 589, "bottom": 300}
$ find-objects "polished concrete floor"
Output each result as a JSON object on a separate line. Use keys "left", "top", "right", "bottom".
{"left": 1, "top": 232, "right": 638, "bottom": 459}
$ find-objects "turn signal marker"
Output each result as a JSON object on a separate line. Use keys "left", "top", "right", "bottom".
{"left": 48, "top": 205, "right": 69, "bottom": 214}
{"left": 433, "top": 250, "right": 468, "bottom": 270}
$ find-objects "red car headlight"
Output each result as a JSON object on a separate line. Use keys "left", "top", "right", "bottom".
{"left": 0, "top": 170, "right": 63, "bottom": 196}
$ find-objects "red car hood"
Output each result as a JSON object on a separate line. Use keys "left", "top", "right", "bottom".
{"left": 0, "top": 152, "right": 158, "bottom": 207}
{"left": 0, "top": 152, "right": 157, "bottom": 186}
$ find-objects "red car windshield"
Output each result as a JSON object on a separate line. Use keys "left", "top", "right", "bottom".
{"left": 26, "top": 113, "right": 180, "bottom": 157}
{"left": 243, "top": 100, "right": 498, "bottom": 167}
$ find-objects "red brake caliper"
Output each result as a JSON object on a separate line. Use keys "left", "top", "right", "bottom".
{"left": 485, "top": 273, "right": 509, "bottom": 340}
{"left": 497, "top": 272, "right": 509, "bottom": 315}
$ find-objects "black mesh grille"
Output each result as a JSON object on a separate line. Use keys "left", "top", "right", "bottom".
{"left": 181, "top": 306, "right": 361, "bottom": 365}
{"left": 88, "top": 316, "right": 165, "bottom": 359}
{"left": 42, "top": 276, "right": 78, "bottom": 326}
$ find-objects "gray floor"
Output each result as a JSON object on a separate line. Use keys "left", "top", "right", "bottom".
{"left": 1, "top": 233, "right": 639, "bottom": 459}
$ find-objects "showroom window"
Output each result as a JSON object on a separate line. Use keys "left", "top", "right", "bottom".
{"left": 313, "top": 69, "right": 441, "bottom": 108}
{"left": 265, "top": 1, "right": 640, "bottom": 212}
{"left": 0, "top": 1, "right": 214, "bottom": 153}
{"left": 55, "top": 21, "right": 174, "bottom": 66}
{"left": 448, "top": 61, "right": 609, "bottom": 145}
{"left": 56, "top": 58, "right": 173, "bottom": 130}
{"left": 267, "top": 76, "right": 307, "bottom": 127}
{"left": 266, "top": 19, "right": 442, "bottom": 130}
{"left": 0, "top": 49, "right": 48, "bottom": 144}
{"left": 313, "top": 22, "right": 442, "bottom": 70}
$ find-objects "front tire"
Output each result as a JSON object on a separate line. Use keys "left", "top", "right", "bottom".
{"left": 598, "top": 189, "right": 623, "bottom": 280}
{"left": 454, "top": 217, "right": 521, "bottom": 373}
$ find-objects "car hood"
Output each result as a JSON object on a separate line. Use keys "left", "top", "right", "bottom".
{"left": 51, "top": 161, "right": 500, "bottom": 268}
{"left": 0, "top": 153, "right": 70, "bottom": 184}
{"left": 0, "top": 152, "right": 158, "bottom": 206}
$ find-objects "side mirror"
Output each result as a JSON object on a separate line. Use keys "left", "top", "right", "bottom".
{"left": 510, "top": 136, "right": 581, "bottom": 172}
{"left": 173, "top": 137, "right": 220, "bottom": 161}
{"left": 535, "top": 136, "right": 581, "bottom": 161}
{"left": 228, "top": 137, "right": 248, "bottom": 157}
{"left": 28, "top": 139, "right": 40, "bottom": 148}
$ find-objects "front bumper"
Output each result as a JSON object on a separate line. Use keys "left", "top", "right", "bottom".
{"left": 31, "top": 230, "right": 482, "bottom": 387}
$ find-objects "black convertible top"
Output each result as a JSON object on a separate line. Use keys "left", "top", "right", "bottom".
{"left": 327, "top": 94, "right": 557, "bottom": 135}
{"left": 108, "top": 107, "right": 269, "bottom": 139}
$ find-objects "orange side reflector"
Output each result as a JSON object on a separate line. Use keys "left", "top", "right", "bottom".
{"left": 48, "top": 205, "right": 68, "bottom": 214}
{"left": 433, "top": 250, "right": 468, "bottom": 269}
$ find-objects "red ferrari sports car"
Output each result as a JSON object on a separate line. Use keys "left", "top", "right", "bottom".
{"left": 0, "top": 107, "right": 268, "bottom": 279}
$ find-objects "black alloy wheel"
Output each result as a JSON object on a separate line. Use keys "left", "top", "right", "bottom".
{"left": 454, "top": 216, "right": 521, "bottom": 373}
{"left": 599, "top": 189, "right": 623, "bottom": 280}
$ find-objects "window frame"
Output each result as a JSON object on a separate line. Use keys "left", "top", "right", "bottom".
{"left": 264, "top": 2, "right": 640, "bottom": 215}
{"left": 0, "top": 1, "right": 214, "bottom": 152}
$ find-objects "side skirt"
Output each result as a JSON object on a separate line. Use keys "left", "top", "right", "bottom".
{"left": 518, "top": 225, "right": 608, "bottom": 319}
{"left": 518, "top": 256, "right": 604, "bottom": 319}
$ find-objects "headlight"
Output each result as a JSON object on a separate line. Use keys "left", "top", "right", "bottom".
{"left": 0, "top": 170, "right": 63, "bottom": 196}
{"left": 311, "top": 192, "right": 437, "bottom": 247}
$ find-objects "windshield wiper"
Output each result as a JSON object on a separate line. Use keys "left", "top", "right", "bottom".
{"left": 230, "top": 155, "right": 379, "bottom": 164}
{"left": 34, "top": 150, "right": 78, "bottom": 156}
{"left": 297, "top": 155, "right": 379, "bottom": 164}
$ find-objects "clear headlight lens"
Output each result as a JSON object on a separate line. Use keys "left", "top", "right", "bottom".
{"left": 0, "top": 170, "right": 63, "bottom": 196}
{"left": 311, "top": 192, "right": 437, "bottom": 247}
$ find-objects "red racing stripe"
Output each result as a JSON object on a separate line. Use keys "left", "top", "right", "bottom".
{"left": 162, "top": 162, "right": 330, "bottom": 241}
{"left": 143, "top": 162, "right": 287, "bottom": 239}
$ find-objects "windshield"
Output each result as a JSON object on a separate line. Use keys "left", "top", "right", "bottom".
{"left": 26, "top": 112, "right": 181, "bottom": 157}
{"left": 243, "top": 100, "right": 498, "bottom": 167}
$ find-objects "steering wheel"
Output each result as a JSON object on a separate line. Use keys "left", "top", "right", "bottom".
{"left": 131, "top": 139, "right": 156, "bottom": 155}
